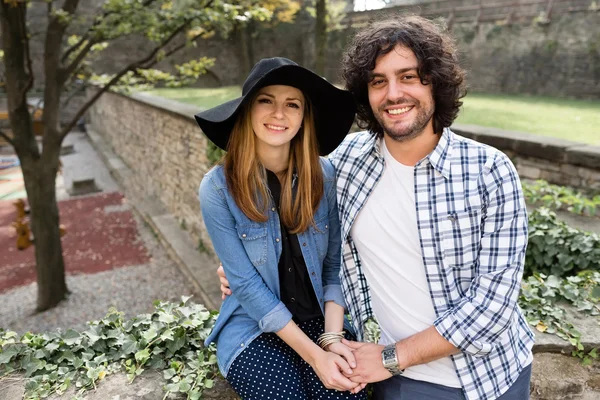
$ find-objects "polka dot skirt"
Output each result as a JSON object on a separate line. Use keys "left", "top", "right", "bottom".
{"left": 227, "top": 317, "right": 368, "bottom": 400}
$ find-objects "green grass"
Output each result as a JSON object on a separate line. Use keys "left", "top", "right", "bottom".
{"left": 145, "top": 88, "right": 600, "bottom": 146}
{"left": 456, "top": 93, "right": 600, "bottom": 145}
{"left": 143, "top": 86, "right": 241, "bottom": 110}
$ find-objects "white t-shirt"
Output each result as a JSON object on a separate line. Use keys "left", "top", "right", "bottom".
{"left": 350, "top": 139, "right": 462, "bottom": 388}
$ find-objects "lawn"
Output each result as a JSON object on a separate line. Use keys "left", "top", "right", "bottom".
{"left": 457, "top": 93, "right": 599, "bottom": 145}
{"left": 144, "top": 86, "right": 241, "bottom": 111}
{"left": 144, "top": 88, "right": 600, "bottom": 145}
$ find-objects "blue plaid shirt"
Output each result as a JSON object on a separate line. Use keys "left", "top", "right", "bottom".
{"left": 329, "top": 129, "right": 534, "bottom": 400}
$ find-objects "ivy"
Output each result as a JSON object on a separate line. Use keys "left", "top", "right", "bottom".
{"left": 0, "top": 297, "right": 219, "bottom": 400}
{"left": 519, "top": 271, "right": 600, "bottom": 365}
{"left": 526, "top": 208, "right": 600, "bottom": 277}
{"left": 522, "top": 179, "right": 600, "bottom": 217}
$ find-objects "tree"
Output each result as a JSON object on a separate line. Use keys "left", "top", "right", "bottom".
{"left": 306, "top": 0, "right": 347, "bottom": 77}
{"left": 233, "top": 0, "right": 301, "bottom": 83}
{"left": 0, "top": 0, "right": 292, "bottom": 312}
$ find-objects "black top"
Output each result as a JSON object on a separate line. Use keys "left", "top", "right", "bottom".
{"left": 266, "top": 170, "right": 323, "bottom": 323}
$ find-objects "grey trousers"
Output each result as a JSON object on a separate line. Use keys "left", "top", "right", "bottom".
{"left": 373, "top": 363, "right": 532, "bottom": 400}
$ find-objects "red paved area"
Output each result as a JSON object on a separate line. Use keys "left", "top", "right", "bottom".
{"left": 0, "top": 192, "right": 150, "bottom": 293}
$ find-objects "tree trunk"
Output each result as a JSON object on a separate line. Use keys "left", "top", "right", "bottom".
{"left": 1, "top": 0, "right": 69, "bottom": 311}
{"left": 235, "top": 22, "right": 256, "bottom": 84}
{"left": 315, "top": 0, "right": 327, "bottom": 77}
{"left": 21, "top": 156, "right": 68, "bottom": 311}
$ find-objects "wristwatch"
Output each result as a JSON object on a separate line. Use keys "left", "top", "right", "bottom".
{"left": 381, "top": 344, "right": 404, "bottom": 376}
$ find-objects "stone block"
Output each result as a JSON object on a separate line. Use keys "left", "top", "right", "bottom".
{"left": 560, "top": 163, "right": 582, "bottom": 178}
{"left": 518, "top": 165, "right": 542, "bottom": 180}
{"left": 565, "top": 146, "right": 600, "bottom": 170}
{"left": 60, "top": 144, "right": 75, "bottom": 155}
{"left": 67, "top": 178, "right": 102, "bottom": 196}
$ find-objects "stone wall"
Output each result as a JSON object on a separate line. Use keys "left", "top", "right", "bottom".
{"left": 452, "top": 124, "right": 600, "bottom": 191}
{"left": 87, "top": 93, "right": 600, "bottom": 261}
{"left": 87, "top": 91, "right": 214, "bottom": 255}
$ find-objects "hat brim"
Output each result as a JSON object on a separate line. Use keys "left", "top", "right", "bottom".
{"left": 194, "top": 65, "right": 356, "bottom": 156}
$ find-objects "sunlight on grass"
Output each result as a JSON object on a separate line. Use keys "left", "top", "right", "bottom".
{"left": 144, "top": 86, "right": 241, "bottom": 110}
{"left": 146, "top": 88, "right": 600, "bottom": 146}
{"left": 456, "top": 93, "right": 600, "bottom": 145}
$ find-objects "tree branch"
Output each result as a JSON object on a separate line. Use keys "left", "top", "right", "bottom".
{"left": 62, "top": 40, "right": 94, "bottom": 78}
{"left": 59, "top": 19, "right": 191, "bottom": 138}
{"left": 61, "top": 0, "right": 159, "bottom": 64}
{"left": 0, "top": 130, "right": 15, "bottom": 147}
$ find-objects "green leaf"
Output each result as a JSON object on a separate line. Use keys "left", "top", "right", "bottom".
{"left": 121, "top": 337, "right": 139, "bottom": 355}
{"left": 160, "top": 329, "right": 174, "bottom": 341}
{"left": 158, "top": 312, "right": 176, "bottom": 324}
{"left": 0, "top": 344, "right": 20, "bottom": 364}
{"left": 142, "top": 328, "right": 158, "bottom": 342}
{"left": 62, "top": 329, "right": 81, "bottom": 346}
{"left": 135, "top": 349, "right": 150, "bottom": 364}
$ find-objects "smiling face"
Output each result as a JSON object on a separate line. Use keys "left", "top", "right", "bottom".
{"left": 368, "top": 45, "right": 435, "bottom": 142}
{"left": 250, "top": 85, "right": 305, "bottom": 156}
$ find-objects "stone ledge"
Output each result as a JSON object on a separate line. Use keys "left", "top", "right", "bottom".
{"left": 532, "top": 305, "right": 600, "bottom": 354}
{"left": 451, "top": 124, "right": 600, "bottom": 171}
{"left": 0, "top": 370, "right": 238, "bottom": 400}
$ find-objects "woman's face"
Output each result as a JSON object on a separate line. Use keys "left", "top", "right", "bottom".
{"left": 250, "top": 85, "right": 305, "bottom": 154}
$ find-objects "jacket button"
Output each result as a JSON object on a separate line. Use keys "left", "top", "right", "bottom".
{"left": 240, "top": 343, "right": 244, "bottom": 347}
{"left": 290, "top": 297, "right": 296, "bottom": 303}
{"left": 276, "top": 238, "right": 280, "bottom": 242}
{"left": 272, "top": 207, "right": 276, "bottom": 212}
{"left": 288, "top": 268, "right": 292, "bottom": 272}
{"left": 325, "top": 225, "right": 328, "bottom": 229}
{"left": 302, "top": 242, "right": 307, "bottom": 246}
{"left": 311, "top": 271, "right": 315, "bottom": 276}
{"left": 242, "top": 234, "right": 247, "bottom": 238}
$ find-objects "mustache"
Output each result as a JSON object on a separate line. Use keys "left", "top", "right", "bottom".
{"left": 379, "top": 99, "right": 418, "bottom": 111}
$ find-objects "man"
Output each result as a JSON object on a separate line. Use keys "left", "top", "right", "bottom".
{"left": 219, "top": 15, "right": 534, "bottom": 400}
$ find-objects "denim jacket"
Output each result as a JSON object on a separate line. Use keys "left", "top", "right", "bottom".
{"left": 199, "top": 157, "right": 345, "bottom": 376}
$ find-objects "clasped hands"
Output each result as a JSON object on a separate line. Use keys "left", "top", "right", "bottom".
{"left": 217, "top": 265, "right": 392, "bottom": 394}
{"left": 322, "top": 339, "right": 393, "bottom": 394}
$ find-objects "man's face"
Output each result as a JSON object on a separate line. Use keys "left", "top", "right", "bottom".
{"left": 367, "top": 45, "right": 435, "bottom": 142}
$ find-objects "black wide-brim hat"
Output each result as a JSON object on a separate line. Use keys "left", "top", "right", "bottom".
{"left": 194, "top": 57, "right": 356, "bottom": 156}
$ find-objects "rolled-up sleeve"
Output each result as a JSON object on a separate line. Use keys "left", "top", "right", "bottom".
{"left": 199, "top": 174, "right": 292, "bottom": 333}
{"left": 434, "top": 156, "right": 528, "bottom": 357}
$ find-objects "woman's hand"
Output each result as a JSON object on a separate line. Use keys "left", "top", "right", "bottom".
{"left": 325, "top": 342, "right": 368, "bottom": 394}
{"left": 310, "top": 350, "right": 359, "bottom": 392}
{"left": 326, "top": 341, "right": 357, "bottom": 369}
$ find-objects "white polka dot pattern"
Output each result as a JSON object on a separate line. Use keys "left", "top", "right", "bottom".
{"left": 227, "top": 318, "right": 368, "bottom": 400}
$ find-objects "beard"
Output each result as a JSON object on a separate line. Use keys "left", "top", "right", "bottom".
{"left": 374, "top": 99, "right": 435, "bottom": 142}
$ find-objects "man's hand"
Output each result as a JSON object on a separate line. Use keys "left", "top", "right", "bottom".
{"left": 341, "top": 339, "right": 392, "bottom": 384}
{"left": 217, "top": 263, "right": 231, "bottom": 300}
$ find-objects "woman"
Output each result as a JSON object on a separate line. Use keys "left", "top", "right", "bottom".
{"left": 195, "top": 57, "right": 366, "bottom": 399}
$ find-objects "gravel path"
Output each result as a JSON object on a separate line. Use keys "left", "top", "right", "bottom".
{"left": 0, "top": 211, "right": 197, "bottom": 335}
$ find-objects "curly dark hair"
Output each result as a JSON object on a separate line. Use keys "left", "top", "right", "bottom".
{"left": 341, "top": 15, "right": 466, "bottom": 135}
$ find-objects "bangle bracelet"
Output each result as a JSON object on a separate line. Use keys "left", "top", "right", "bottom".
{"left": 317, "top": 331, "right": 345, "bottom": 349}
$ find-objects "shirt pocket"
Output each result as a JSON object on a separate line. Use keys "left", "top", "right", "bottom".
{"left": 438, "top": 209, "right": 481, "bottom": 268}
{"left": 311, "top": 216, "right": 330, "bottom": 259}
{"left": 236, "top": 223, "right": 268, "bottom": 267}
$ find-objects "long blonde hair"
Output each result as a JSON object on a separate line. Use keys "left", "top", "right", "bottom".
{"left": 224, "top": 95, "right": 323, "bottom": 234}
